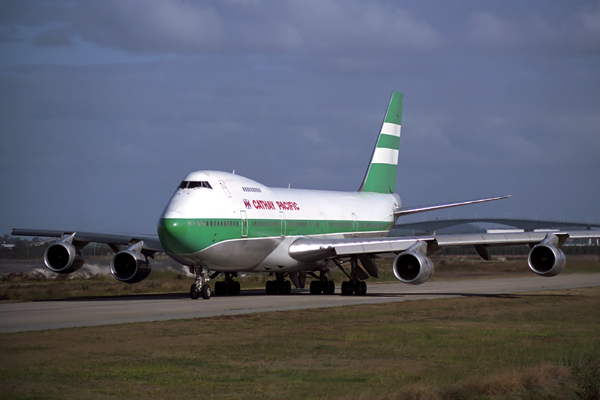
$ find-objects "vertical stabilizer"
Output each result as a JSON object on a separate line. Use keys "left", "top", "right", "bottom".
{"left": 359, "top": 91, "right": 403, "bottom": 193}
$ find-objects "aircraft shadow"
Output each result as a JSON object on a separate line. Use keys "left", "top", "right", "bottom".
{"left": 38, "top": 288, "right": 574, "bottom": 303}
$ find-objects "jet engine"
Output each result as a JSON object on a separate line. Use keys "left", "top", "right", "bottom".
{"left": 392, "top": 242, "right": 434, "bottom": 285}
{"left": 528, "top": 242, "right": 565, "bottom": 277}
{"left": 44, "top": 234, "right": 85, "bottom": 274}
{"left": 110, "top": 242, "right": 152, "bottom": 284}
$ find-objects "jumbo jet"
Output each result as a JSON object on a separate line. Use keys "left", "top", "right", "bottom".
{"left": 12, "top": 92, "right": 600, "bottom": 299}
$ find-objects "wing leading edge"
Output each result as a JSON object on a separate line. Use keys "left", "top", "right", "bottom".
{"left": 11, "top": 229, "right": 163, "bottom": 252}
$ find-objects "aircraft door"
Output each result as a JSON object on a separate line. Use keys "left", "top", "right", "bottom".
{"left": 279, "top": 211, "right": 286, "bottom": 237}
{"left": 240, "top": 210, "right": 248, "bottom": 237}
{"left": 352, "top": 213, "right": 358, "bottom": 237}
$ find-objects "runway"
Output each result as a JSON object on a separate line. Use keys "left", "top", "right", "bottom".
{"left": 1, "top": 273, "right": 599, "bottom": 333}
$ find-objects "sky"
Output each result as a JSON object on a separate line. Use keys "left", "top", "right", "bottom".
{"left": 1, "top": 0, "right": 599, "bottom": 236}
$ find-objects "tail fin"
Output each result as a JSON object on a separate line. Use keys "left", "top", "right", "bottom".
{"left": 359, "top": 91, "right": 403, "bottom": 193}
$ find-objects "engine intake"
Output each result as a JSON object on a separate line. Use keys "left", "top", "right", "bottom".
{"left": 528, "top": 243, "right": 565, "bottom": 277}
{"left": 392, "top": 250, "right": 434, "bottom": 285}
{"left": 44, "top": 235, "right": 85, "bottom": 274}
{"left": 110, "top": 242, "right": 151, "bottom": 284}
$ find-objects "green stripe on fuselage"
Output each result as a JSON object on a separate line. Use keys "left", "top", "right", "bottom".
{"left": 158, "top": 217, "right": 393, "bottom": 255}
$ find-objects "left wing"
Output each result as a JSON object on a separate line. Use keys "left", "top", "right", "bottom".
{"left": 289, "top": 230, "right": 600, "bottom": 284}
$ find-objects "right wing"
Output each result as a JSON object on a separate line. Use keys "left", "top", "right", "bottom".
{"left": 11, "top": 228, "right": 163, "bottom": 283}
{"left": 11, "top": 229, "right": 163, "bottom": 252}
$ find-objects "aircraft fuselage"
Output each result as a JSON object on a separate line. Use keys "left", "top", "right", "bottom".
{"left": 158, "top": 170, "right": 400, "bottom": 272}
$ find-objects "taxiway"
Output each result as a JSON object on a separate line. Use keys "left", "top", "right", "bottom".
{"left": 1, "top": 273, "right": 599, "bottom": 333}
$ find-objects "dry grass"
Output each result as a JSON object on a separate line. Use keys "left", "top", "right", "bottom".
{"left": 1, "top": 286, "right": 599, "bottom": 399}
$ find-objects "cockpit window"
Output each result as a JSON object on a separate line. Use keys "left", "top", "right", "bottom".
{"left": 178, "top": 181, "right": 213, "bottom": 189}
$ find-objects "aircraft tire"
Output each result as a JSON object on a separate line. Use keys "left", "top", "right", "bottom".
{"left": 232, "top": 281, "right": 241, "bottom": 296}
{"left": 327, "top": 281, "right": 335, "bottom": 295}
{"left": 266, "top": 280, "right": 277, "bottom": 295}
{"left": 201, "top": 284, "right": 211, "bottom": 299}
{"left": 190, "top": 284, "right": 200, "bottom": 300}
{"left": 341, "top": 281, "right": 351, "bottom": 296}
{"left": 356, "top": 281, "right": 367, "bottom": 296}
{"left": 309, "top": 280, "right": 322, "bottom": 295}
{"left": 215, "top": 281, "right": 226, "bottom": 296}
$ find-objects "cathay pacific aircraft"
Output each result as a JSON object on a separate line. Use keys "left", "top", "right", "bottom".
{"left": 12, "top": 92, "right": 600, "bottom": 299}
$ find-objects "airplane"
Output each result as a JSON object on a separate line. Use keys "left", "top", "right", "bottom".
{"left": 12, "top": 92, "right": 600, "bottom": 300}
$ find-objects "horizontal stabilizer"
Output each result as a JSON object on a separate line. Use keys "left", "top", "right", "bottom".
{"left": 394, "top": 195, "right": 511, "bottom": 218}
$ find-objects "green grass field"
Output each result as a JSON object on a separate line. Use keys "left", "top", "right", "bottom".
{"left": 1, "top": 285, "right": 599, "bottom": 399}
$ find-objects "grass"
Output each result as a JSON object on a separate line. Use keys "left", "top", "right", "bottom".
{"left": 1, "top": 254, "right": 599, "bottom": 302}
{"left": 1, "top": 286, "right": 599, "bottom": 399}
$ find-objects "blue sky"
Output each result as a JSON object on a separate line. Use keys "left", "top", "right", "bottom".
{"left": 1, "top": 0, "right": 599, "bottom": 235}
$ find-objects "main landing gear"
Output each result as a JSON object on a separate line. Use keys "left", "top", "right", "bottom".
{"left": 190, "top": 266, "right": 211, "bottom": 300}
{"left": 337, "top": 257, "right": 368, "bottom": 296}
{"left": 341, "top": 279, "right": 367, "bottom": 296}
{"left": 213, "top": 272, "right": 241, "bottom": 296}
{"left": 308, "top": 270, "right": 336, "bottom": 295}
{"left": 265, "top": 273, "right": 292, "bottom": 295}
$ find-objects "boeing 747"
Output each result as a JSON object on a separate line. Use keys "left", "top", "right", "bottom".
{"left": 13, "top": 92, "right": 600, "bottom": 299}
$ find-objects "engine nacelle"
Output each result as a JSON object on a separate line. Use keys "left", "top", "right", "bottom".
{"left": 392, "top": 251, "right": 434, "bottom": 285}
{"left": 527, "top": 243, "right": 565, "bottom": 277}
{"left": 44, "top": 241, "right": 85, "bottom": 274}
{"left": 110, "top": 242, "right": 151, "bottom": 284}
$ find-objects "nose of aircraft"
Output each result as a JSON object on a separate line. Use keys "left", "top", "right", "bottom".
{"left": 157, "top": 218, "right": 189, "bottom": 254}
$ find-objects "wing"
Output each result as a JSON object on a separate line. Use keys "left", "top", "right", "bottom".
{"left": 11, "top": 228, "right": 163, "bottom": 283}
{"left": 11, "top": 228, "right": 163, "bottom": 252}
{"left": 289, "top": 230, "right": 600, "bottom": 284}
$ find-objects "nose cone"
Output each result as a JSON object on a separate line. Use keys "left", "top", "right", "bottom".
{"left": 158, "top": 218, "right": 191, "bottom": 255}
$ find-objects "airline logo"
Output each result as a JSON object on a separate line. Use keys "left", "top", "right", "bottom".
{"left": 242, "top": 199, "right": 300, "bottom": 211}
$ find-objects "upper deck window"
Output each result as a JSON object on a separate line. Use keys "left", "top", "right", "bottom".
{"left": 178, "top": 181, "right": 212, "bottom": 189}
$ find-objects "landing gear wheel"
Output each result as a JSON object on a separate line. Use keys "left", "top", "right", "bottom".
{"left": 355, "top": 281, "right": 367, "bottom": 296}
{"left": 266, "top": 280, "right": 277, "bottom": 295}
{"left": 278, "top": 280, "right": 291, "bottom": 295}
{"left": 215, "top": 281, "right": 226, "bottom": 296}
{"left": 309, "top": 280, "right": 322, "bottom": 294}
{"left": 230, "top": 281, "right": 241, "bottom": 296}
{"left": 326, "top": 280, "right": 335, "bottom": 295}
{"left": 341, "top": 281, "right": 351, "bottom": 296}
{"left": 201, "top": 284, "right": 211, "bottom": 299}
{"left": 190, "top": 284, "right": 200, "bottom": 300}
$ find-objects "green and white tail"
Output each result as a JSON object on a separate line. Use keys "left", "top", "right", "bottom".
{"left": 359, "top": 91, "right": 403, "bottom": 194}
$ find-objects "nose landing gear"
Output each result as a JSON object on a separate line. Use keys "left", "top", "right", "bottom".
{"left": 190, "top": 266, "right": 211, "bottom": 300}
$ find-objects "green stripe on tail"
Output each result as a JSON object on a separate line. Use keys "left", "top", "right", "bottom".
{"left": 359, "top": 92, "right": 403, "bottom": 193}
